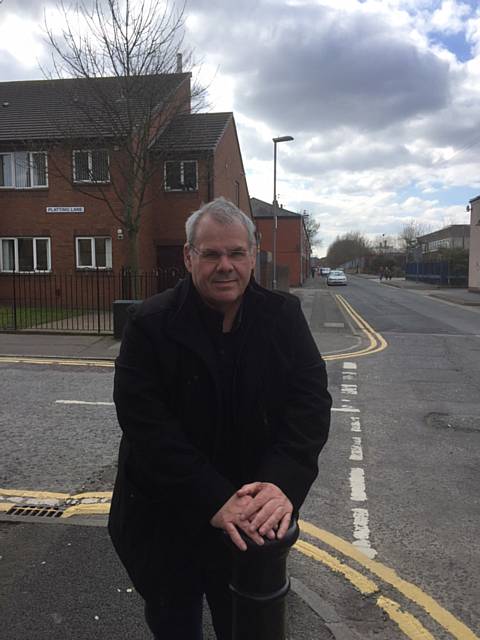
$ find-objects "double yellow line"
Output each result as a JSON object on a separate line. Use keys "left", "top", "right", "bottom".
{"left": 0, "top": 355, "right": 114, "bottom": 368}
{"left": 324, "top": 294, "right": 388, "bottom": 361}
{"left": 2, "top": 487, "right": 477, "bottom": 639}
{"left": 296, "top": 521, "right": 479, "bottom": 640}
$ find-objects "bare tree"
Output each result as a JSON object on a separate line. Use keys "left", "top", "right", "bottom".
{"left": 43, "top": 0, "right": 204, "bottom": 271}
{"left": 303, "top": 212, "right": 321, "bottom": 247}
{"left": 399, "top": 220, "right": 431, "bottom": 253}
{"left": 326, "top": 232, "right": 371, "bottom": 268}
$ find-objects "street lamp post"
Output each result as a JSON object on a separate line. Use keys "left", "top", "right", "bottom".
{"left": 272, "top": 135, "right": 294, "bottom": 290}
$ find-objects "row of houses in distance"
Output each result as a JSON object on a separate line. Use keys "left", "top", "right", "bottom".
{"left": 0, "top": 73, "right": 310, "bottom": 305}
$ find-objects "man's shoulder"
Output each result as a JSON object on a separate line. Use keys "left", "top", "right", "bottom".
{"left": 249, "top": 281, "right": 300, "bottom": 313}
{"left": 129, "top": 280, "right": 184, "bottom": 323}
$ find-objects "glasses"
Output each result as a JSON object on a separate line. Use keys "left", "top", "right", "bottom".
{"left": 189, "top": 245, "right": 251, "bottom": 263}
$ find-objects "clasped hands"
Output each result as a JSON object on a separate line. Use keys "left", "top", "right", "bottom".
{"left": 210, "top": 481, "right": 293, "bottom": 551}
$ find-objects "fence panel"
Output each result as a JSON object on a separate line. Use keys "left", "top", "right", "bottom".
{"left": 405, "top": 260, "right": 467, "bottom": 286}
{"left": 0, "top": 267, "right": 185, "bottom": 334}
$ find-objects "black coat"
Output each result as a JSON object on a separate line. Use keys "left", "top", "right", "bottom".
{"left": 108, "top": 277, "right": 331, "bottom": 599}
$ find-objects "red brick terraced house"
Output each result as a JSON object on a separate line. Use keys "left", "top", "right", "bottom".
{"left": 0, "top": 75, "right": 251, "bottom": 329}
{"left": 251, "top": 197, "right": 311, "bottom": 287}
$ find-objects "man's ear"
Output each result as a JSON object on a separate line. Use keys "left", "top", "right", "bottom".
{"left": 183, "top": 243, "right": 193, "bottom": 273}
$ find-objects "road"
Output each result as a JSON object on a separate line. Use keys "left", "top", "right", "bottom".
{"left": 0, "top": 275, "right": 479, "bottom": 639}
{"left": 296, "top": 275, "right": 480, "bottom": 640}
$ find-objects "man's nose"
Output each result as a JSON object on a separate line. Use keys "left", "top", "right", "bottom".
{"left": 216, "top": 253, "right": 234, "bottom": 270}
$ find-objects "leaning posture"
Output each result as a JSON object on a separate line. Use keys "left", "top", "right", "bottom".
{"left": 109, "top": 197, "right": 331, "bottom": 639}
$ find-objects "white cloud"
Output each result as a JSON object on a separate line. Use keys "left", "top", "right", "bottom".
{"left": 430, "top": 0, "right": 471, "bottom": 35}
{"left": 0, "top": 0, "right": 478, "bottom": 255}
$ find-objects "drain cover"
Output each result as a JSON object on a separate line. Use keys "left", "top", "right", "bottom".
{"left": 425, "top": 413, "right": 480, "bottom": 433}
{"left": 7, "top": 505, "right": 63, "bottom": 518}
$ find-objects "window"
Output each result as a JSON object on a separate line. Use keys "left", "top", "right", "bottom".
{"left": 75, "top": 237, "right": 112, "bottom": 269}
{"left": 0, "top": 151, "right": 48, "bottom": 188}
{"left": 73, "top": 149, "right": 110, "bottom": 183}
{"left": 164, "top": 160, "right": 197, "bottom": 191}
{"left": 0, "top": 237, "right": 51, "bottom": 272}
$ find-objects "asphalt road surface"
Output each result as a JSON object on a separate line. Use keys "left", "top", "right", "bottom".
{"left": 1, "top": 275, "right": 479, "bottom": 639}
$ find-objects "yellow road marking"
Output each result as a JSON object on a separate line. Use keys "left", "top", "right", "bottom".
{"left": 70, "top": 491, "right": 113, "bottom": 500}
{"left": 0, "top": 356, "right": 114, "bottom": 368}
{"left": 294, "top": 539, "right": 379, "bottom": 595}
{"left": 299, "top": 520, "right": 479, "bottom": 640}
{"left": 0, "top": 488, "right": 70, "bottom": 500}
{"left": 337, "top": 295, "right": 388, "bottom": 351}
{"left": 62, "top": 503, "right": 111, "bottom": 518}
{"left": 2, "top": 488, "right": 475, "bottom": 640}
{"left": 377, "top": 596, "right": 436, "bottom": 640}
{"left": 295, "top": 540, "right": 439, "bottom": 640}
{"left": 323, "top": 294, "right": 388, "bottom": 360}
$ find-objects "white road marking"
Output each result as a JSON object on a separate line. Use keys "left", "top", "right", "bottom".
{"left": 350, "top": 437, "right": 363, "bottom": 461}
{"left": 55, "top": 400, "right": 114, "bottom": 406}
{"left": 349, "top": 468, "right": 367, "bottom": 501}
{"left": 341, "top": 384, "right": 358, "bottom": 395}
{"left": 341, "top": 365, "right": 376, "bottom": 558}
{"left": 352, "top": 508, "right": 377, "bottom": 558}
{"left": 350, "top": 416, "right": 361, "bottom": 432}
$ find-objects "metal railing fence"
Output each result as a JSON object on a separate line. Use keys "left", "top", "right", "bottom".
{"left": 0, "top": 266, "right": 185, "bottom": 334}
{"left": 405, "top": 260, "right": 468, "bottom": 286}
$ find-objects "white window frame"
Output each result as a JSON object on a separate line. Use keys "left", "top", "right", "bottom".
{"left": 0, "top": 151, "right": 48, "bottom": 189}
{"left": 0, "top": 237, "right": 51, "bottom": 272}
{"left": 73, "top": 149, "right": 110, "bottom": 184}
{"left": 164, "top": 160, "right": 198, "bottom": 192}
{"left": 75, "top": 236, "right": 112, "bottom": 269}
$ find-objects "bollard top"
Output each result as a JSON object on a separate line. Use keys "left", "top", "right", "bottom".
{"left": 225, "top": 518, "right": 299, "bottom": 555}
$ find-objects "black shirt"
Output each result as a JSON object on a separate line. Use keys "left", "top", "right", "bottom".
{"left": 193, "top": 288, "right": 247, "bottom": 484}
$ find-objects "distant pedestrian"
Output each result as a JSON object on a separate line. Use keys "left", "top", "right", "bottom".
{"left": 385, "top": 266, "right": 392, "bottom": 280}
{"left": 379, "top": 267, "right": 384, "bottom": 281}
{"left": 311, "top": 266, "right": 316, "bottom": 278}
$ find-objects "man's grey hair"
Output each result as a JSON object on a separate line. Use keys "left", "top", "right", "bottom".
{"left": 185, "top": 197, "right": 257, "bottom": 248}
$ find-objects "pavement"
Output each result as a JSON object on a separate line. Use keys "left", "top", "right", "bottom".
{"left": 357, "top": 273, "right": 480, "bottom": 306}
{"left": 1, "top": 275, "right": 478, "bottom": 639}
{"left": 0, "top": 275, "right": 477, "bottom": 363}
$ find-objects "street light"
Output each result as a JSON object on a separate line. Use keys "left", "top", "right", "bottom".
{"left": 272, "top": 135, "right": 294, "bottom": 290}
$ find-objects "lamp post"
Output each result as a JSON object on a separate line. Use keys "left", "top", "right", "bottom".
{"left": 272, "top": 135, "right": 294, "bottom": 290}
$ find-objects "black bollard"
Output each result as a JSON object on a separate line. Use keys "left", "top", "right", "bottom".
{"left": 226, "top": 518, "right": 299, "bottom": 640}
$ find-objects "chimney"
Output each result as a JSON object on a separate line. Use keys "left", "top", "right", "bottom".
{"left": 176, "top": 53, "right": 183, "bottom": 73}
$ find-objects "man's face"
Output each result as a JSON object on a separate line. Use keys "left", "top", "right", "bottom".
{"left": 184, "top": 215, "right": 256, "bottom": 313}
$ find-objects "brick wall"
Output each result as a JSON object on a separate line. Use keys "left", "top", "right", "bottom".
{"left": 213, "top": 119, "right": 251, "bottom": 216}
{"left": 256, "top": 216, "right": 305, "bottom": 286}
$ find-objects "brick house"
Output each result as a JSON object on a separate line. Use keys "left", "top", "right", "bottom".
{"left": 251, "top": 197, "right": 311, "bottom": 287}
{"left": 0, "top": 75, "right": 251, "bottom": 288}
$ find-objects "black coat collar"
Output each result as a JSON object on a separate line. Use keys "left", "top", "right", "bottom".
{"left": 165, "top": 276, "right": 285, "bottom": 370}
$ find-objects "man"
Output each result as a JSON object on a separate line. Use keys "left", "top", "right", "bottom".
{"left": 109, "top": 197, "right": 331, "bottom": 639}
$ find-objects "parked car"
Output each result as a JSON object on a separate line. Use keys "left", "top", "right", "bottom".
{"left": 327, "top": 270, "right": 347, "bottom": 286}
{"left": 319, "top": 267, "right": 331, "bottom": 276}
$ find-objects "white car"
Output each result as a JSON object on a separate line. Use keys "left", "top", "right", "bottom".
{"left": 327, "top": 270, "right": 347, "bottom": 286}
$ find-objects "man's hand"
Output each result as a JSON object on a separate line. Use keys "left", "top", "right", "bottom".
{"left": 236, "top": 482, "right": 293, "bottom": 540}
{"left": 210, "top": 493, "right": 266, "bottom": 551}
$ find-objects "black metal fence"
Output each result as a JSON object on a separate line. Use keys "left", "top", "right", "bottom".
{"left": 0, "top": 267, "right": 185, "bottom": 334}
{"left": 405, "top": 260, "right": 468, "bottom": 286}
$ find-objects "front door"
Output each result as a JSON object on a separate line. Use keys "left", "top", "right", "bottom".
{"left": 156, "top": 245, "right": 186, "bottom": 291}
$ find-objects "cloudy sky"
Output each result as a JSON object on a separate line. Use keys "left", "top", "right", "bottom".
{"left": 1, "top": 0, "right": 479, "bottom": 255}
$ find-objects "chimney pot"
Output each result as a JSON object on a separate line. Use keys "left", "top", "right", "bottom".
{"left": 176, "top": 53, "right": 183, "bottom": 73}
